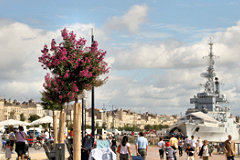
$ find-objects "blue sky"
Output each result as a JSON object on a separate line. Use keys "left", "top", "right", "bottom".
{"left": 1, "top": 0, "right": 239, "bottom": 39}
{"left": 1, "top": 0, "right": 240, "bottom": 114}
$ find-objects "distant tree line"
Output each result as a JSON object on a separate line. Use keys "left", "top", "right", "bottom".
{"left": 144, "top": 124, "right": 169, "bottom": 131}
{"left": 85, "top": 123, "right": 169, "bottom": 132}
{"left": 118, "top": 125, "right": 141, "bottom": 131}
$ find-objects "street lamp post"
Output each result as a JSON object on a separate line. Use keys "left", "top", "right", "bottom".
{"left": 81, "top": 90, "right": 87, "bottom": 140}
{"left": 91, "top": 28, "right": 95, "bottom": 139}
{"left": 111, "top": 105, "right": 116, "bottom": 132}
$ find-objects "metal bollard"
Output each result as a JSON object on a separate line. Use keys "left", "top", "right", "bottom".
{"left": 55, "top": 143, "right": 65, "bottom": 160}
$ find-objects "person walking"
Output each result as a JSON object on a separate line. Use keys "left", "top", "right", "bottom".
{"left": 197, "top": 137, "right": 203, "bottom": 154}
{"left": 81, "top": 134, "right": 94, "bottom": 160}
{"left": 69, "top": 128, "right": 73, "bottom": 138}
{"left": 169, "top": 134, "right": 178, "bottom": 160}
{"left": 185, "top": 144, "right": 195, "bottom": 160}
{"left": 43, "top": 129, "right": 49, "bottom": 141}
{"left": 135, "top": 132, "right": 148, "bottom": 160}
{"left": 165, "top": 142, "right": 176, "bottom": 160}
{"left": 224, "top": 135, "right": 235, "bottom": 160}
{"left": 117, "top": 136, "right": 131, "bottom": 160}
{"left": 189, "top": 135, "right": 197, "bottom": 150}
{"left": 15, "top": 126, "right": 27, "bottom": 160}
{"left": 5, "top": 141, "right": 12, "bottom": 160}
{"left": 178, "top": 137, "right": 184, "bottom": 157}
{"left": 9, "top": 128, "right": 15, "bottom": 149}
{"left": 199, "top": 140, "right": 212, "bottom": 160}
{"left": 111, "top": 136, "right": 117, "bottom": 153}
{"left": 158, "top": 137, "right": 165, "bottom": 159}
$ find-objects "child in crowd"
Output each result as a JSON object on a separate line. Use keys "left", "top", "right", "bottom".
{"left": 178, "top": 137, "right": 184, "bottom": 157}
{"left": 185, "top": 144, "right": 195, "bottom": 160}
{"left": 2, "top": 137, "right": 6, "bottom": 150}
{"left": 5, "top": 141, "right": 12, "bottom": 160}
{"left": 165, "top": 142, "right": 176, "bottom": 160}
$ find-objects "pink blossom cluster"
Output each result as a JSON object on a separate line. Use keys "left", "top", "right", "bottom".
{"left": 39, "top": 28, "right": 110, "bottom": 105}
{"left": 43, "top": 74, "right": 77, "bottom": 104}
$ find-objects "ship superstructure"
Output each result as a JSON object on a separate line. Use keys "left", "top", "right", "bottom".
{"left": 170, "top": 41, "right": 239, "bottom": 141}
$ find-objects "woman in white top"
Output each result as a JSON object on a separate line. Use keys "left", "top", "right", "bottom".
{"left": 118, "top": 136, "right": 131, "bottom": 160}
{"left": 197, "top": 137, "right": 203, "bottom": 153}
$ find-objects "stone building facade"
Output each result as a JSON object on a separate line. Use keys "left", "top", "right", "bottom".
{"left": 83, "top": 108, "right": 178, "bottom": 130}
{"left": 0, "top": 98, "right": 45, "bottom": 121}
{"left": 0, "top": 97, "right": 178, "bottom": 130}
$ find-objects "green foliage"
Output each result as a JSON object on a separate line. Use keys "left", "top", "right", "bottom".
{"left": 102, "top": 122, "right": 107, "bottom": 130}
{"left": 28, "top": 114, "right": 41, "bottom": 122}
{"left": 42, "top": 123, "right": 48, "bottom": 129}
{"left": 144, "top": 124, "right": 169, "bottom": 131}
{"left": 20, "top": 113, "right": 26, "bottom": 121}
{"left": 118, "top": 125, "right": 141, "bottom": 131}
{"left": 41, "top": 91, "right": 61, "bottom": 111}
{"left": 86, "top": 125, "right": 91, "bottom": 129}
{"left": 9, "top": 111, "right": 16, "bottom": 119}
{"left": 96, "top": 122, "right": 100, "bottom": 129}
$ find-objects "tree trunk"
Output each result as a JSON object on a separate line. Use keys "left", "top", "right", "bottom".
{"left": 53, "top": 111, "right": 58, "bottom": 149}
{"left": 33, "top": 127, "right": 36, "bottom": 139}
{"left": 58, "top": 111, "right": 62, "bottom": 143}
{"left": 58, "top": 111, "right": 66, "bottom": 143}
{"left": 73, "top": 102, "right": 82, "bottom": 160}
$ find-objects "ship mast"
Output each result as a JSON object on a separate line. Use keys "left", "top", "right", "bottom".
{"left": 190, "top": 39, "right": 227, "bottom": 112}
{"left": 201, "top": 39, "right": 216, "bottom": 94}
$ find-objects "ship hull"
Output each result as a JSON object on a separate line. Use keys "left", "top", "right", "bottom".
{"left": 174, "top": 122, "right": 239, "bottom": 142}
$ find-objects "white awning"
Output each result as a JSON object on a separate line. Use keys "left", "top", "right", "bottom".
{"left": 0, "top": 119, "right": 30, "bottom": 126}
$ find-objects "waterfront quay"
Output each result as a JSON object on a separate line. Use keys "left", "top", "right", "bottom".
{"left": 0, "top": 143, "right": 238, "bottom": 160}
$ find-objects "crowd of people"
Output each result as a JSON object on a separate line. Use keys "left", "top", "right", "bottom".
{"left": 160, "top": 134, "right": 236, "bottom": 160}
{"left": 81, "top": 131, "right": 237, "bottom": 160}
{"left": 2, "top": 126, "right": 237, "bottom": 160}
{"left": 1, "top": 126, "right": 51, "bottom": 160}
{"left": 157, "top": 134, "right": 236, "bottom": 160}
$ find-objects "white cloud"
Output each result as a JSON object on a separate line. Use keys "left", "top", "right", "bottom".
{"left": 1, "top": 12, "right": 240, "bottom": 115}
{"left": 0, "top": 81, "right": 43, "bottom": 101}
{"left": 92, "top": 21, "right": 240, "bottom": 114}
{"left": 104, "top": 4, "right": 148, "bottom": 34}
{"left": 113, "top": 41, "right": 206, "bottom": 69}
{"left": 0, "top": 19, "right": 110, "bottom": 102}
{"left": 113, "top": 21, "right": 240, "bottom": 70}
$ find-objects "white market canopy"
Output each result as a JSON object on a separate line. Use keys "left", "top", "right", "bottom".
{"left": 30, "top": 116, "right": 54, "bottom": 126}
{"left": 0, "top": 119, "right": 30, "bottom": 126}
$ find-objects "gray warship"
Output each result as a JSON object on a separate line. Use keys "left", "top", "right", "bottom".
{"left": 169, "top": 41, "right": 239, "bottom": 142}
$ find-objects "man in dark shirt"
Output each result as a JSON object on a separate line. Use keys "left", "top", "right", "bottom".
{"left": 185, "top": 144, "right": 195, "bottom": 160}
{"left": 81, "top": 134, "right": 94, "bottom": 160}
{"left": 111, "top": 136, "right": 117, "bottom": 153}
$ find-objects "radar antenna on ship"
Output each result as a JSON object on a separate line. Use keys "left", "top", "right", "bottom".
{"left": 200, "top": 38, "right": 217, "bottom": 94}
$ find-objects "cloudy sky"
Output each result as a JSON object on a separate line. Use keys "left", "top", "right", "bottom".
{"left": 1, "top": 0, "right": 240, "bottom": 115}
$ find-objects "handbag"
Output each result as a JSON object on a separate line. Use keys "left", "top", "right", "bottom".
{"left": 174, "top": 142, "right": 178, "bottom": 149}
{"left": 116, "top": 145, "right": 121, "bottom": 154}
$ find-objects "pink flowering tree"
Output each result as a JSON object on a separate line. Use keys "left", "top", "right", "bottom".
{"left": 41, "top": 73, "right": 72, "bottom": 109}
{"left": 39, "top": 28, "right": 109, "bottom": 149}
{"left": 39, "top": 28, "right": 109, "bottom": 106}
